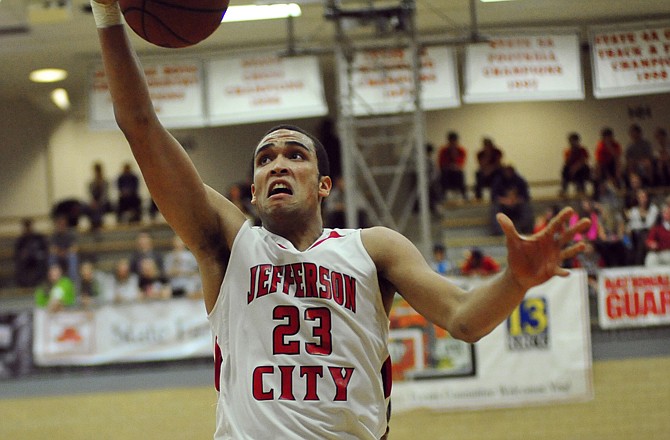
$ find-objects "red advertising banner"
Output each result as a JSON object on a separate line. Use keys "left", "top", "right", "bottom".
{"left": 597, "top": 267, "right": 670, "bottom": 329}
{"left": 590, "top": 22, "right": 670, "bottom": 98}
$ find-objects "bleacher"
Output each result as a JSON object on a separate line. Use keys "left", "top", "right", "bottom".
{"left": 0, "top": 215, "right": 177, "bottom": 300}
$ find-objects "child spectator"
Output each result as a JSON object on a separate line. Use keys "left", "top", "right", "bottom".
{"left": 460, "top": 247, "right": 500, "bottom": 277}
{"left": 430, "top": 243, "right": 452, "bottom": 276}
{"left": 163, "top": 235, "right": 200, "bottom": 297}
{"left": 34, "top": 263, "right": 75, "bottom": 312}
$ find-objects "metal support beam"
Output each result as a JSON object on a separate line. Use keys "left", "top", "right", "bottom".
{"left": 326, "top": 0, "right": 431, "bottom": 256}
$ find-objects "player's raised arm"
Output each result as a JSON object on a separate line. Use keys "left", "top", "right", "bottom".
{"left": 364, "top": 207, "right": 591, "bottom": 342}
{"left": 91, "top": 0, "right": 246, "bottom": 311}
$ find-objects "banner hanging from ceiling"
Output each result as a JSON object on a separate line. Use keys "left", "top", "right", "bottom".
{"left": 463, "top": 34, "right": 584, "bottom": 103}
{"left": 349, "top": 45, "right": 461, "bottom": 115}
{"left": 590, "top": 22, "right": 670, "bottom": 98}
{"left": 89, "top": 59, "right": 206, "bottom": 130}
{"left": 206, "top": 54, "right": 328, "bottom": 125}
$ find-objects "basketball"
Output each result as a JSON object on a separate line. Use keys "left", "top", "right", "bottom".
{"left": 118, "top": 0, "right": 230, "bottom": 48}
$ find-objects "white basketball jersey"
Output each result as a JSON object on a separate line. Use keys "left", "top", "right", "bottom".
{"left": 208, "top": 221, "right": 391, "bottom": 439}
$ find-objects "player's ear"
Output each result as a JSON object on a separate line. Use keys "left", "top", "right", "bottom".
{"left": 250, "top": 184, "right": 257, "bottom": 205}
{"left": 318, "top": 176, "right": 332, "bottom": 198}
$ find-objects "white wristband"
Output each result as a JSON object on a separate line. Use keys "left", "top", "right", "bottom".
{"left": 90, "top": 1, "right": 123, "bottom": 28}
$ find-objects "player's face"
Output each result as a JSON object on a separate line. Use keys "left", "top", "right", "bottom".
{"left": 251, "top": 129, "right": 330, "bottom": 218}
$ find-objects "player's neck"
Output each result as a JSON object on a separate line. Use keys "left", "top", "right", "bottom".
{"left": 263, "top": 215, "right": 325, "bottom": 251}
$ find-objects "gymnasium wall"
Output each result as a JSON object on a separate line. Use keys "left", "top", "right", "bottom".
{"left": 0, "top": 49, "right": 668, "bottom": 223}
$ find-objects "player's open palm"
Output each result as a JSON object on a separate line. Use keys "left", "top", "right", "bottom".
{"left": 498, "top": 207, "right": 591, "bottom": 291}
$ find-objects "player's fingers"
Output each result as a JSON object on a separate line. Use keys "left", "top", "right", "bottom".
{"left": 496, "top": 212, "right": 520, "bottom": 240}
{"left": 559, "top": 241, "right": 587, "bottom": 261}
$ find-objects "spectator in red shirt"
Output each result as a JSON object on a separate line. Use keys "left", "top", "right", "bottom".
{"left": 645, "top": 202, "right": 670, "bottom": 267}
{"left": 460, "top": 247, "right": 500, "bottom": 276}
{"left": 560, "top": 132, "right": 591, "bottom": 197}
{"left": 594, "top": 127, "right": 623, "bottom": 192}
{"left": 437, "top": 131, "right": 468, "bottom": 202}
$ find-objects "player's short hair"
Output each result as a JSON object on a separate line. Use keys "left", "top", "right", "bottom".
{"left": 261, "top": 124, "right": 331, "bottom": 177}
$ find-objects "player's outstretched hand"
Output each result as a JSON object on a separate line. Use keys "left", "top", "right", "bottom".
{"left": 497, "top": 206, "right": 591, "bottom": 292}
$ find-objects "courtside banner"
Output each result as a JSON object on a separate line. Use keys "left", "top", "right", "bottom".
{"left": 350, "top": 46, "right": 460, "bottom": 115}
{"left": 206, "top": 54, "right": 327, "bottom": 125}
{"left": 597, "top": 267, "right": 670, "bottom": 329}
{"left": 590, "top": 23, "right": 670, "bottom": 98}
{"left": 33, "top": 298, "right": 210, "bottom": 366}
{"left": 463, "top": 34, "right": 584, "bottom": 103}
{"left": 89, "top": 60, "right": 206, "bottom": 130}
{"left": 390, "top": 271, "right": 593, "bottom": 412}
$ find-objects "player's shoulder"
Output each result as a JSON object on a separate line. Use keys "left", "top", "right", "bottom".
{"left": 360, "top": 226, "right": 413, "bottom": 258}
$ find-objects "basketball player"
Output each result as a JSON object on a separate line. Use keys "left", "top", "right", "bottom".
{"left": 89, "top": 1, "right": 591, "bottom": 438}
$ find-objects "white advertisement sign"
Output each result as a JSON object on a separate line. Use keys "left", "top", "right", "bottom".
{"left": 591, "top": 23, "right": 670, "bottom": 98}
{"left": 464, "top": 34, "right": 584, "bottom": 103}
{"left": 206, "top": 54, "right": 328, "bottom": 125}
{"left": 89, "top": 60, "right": 206, "bottom": 130}
{"left": 390, "top": 271, "right": 593, "bottom": 412}
{"left": 350, "top": 46, "right": 460, "bottom": 115}
{"left": 597, "top": 267, "right": 670, "bottom": 329}
{"left": 33, "top": 298, "right": 211, "bottom": 366}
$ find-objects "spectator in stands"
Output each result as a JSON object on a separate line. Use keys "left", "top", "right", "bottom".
{"left": 593, "top": 127, "right": 623, "bottom": 193}
{"left": 85, "top": 161, "right": 112, "bottom": 232}
{"left": 138, "top": 257, "right": 172, "bottom": 300}
{"left": 227, "top": 182, "right": 257, "bottom": 225}
{"left": 78, "top": 260, "right": 103, "bottom": 307}
{"left": 569, "top": 197, "right": 601, "bottom": 243}
{"left": 48, "top": 214, "right": 79, "bottom": 289}
{"left": 129, "top": 230, "right": 163, "bottom": 276}
{"left": 116, "top": 162, "right": 142, "bottom": 223}
{"left": 108, "top": 258, "right": 140, "bottom": 303}
{"left": 594, "top": 200, "right": 629, "bottom": 267}
{"left": 460, "top": 247, "right": 500, "bottom": 277}
{"left": 560, "top": 132, "right": 591, "bottom": 198}
{"left": 644, "top": 202, "right": 670, "bottom": 267}
{"left": 653, "top": 127, "right": 670, "bottom": 186}
{"left": 51, "top": 198, "right": 84, "bottom": 228}
{"left": 437, "top": 130, "right": 468, "bottom": 202}
{"left": 625, "top": 123, "right": 655, "bottom": 187}
{"left": 163, "top": 235, "right": 200, "bottom": 298}
{"left": 624, "top": 188, "right": 659, "bottom": 266}
{"left": 34, "top": 263, "right": 76, "bottom": 312}
{"left": 14, "top": 218, "right": 49, "bottom": 288}
{"left": 490, "top": 164, "right": 534, "bottom": 235}
{"left": 622, "top": 171, "right": 645, "bottom": 210}
{"left": 430, "top": 243, "right": 452, "bottom": 276}
{"left": 474, "top": 137, "right": 503, "bottom": 201}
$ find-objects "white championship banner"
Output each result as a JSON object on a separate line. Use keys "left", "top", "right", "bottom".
{"left": 463, "top": 34, "right": 584, "bottom": 103}
{"left": 597, "top": 266, "right": 670, "bottom": 329}
{"left": 350, "top": 46, "right": 460, "bottom": 115}
{"left": 590, "top": 23, "right": 670, "bottom": 98}
{"left": 33, "top": 298, "right": 211, "bottom": 366}
{"left": 90, "top": 60, "right": 206, "bottom": 130}
{"left": 390, "top": 271, "right": 593, "bottom": 412}
{"left": 206, "top": 54, "right": 328, "bottom": 125}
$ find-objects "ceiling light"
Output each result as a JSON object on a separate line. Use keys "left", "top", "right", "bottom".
{"left": 222, "top": 3, "right": 301, "bottom": 23}
{"left": 29, "top": 68, "right": 68, "bottom": 83}
{"left": 50, "top": 88, "right": 71, "bottom": 111}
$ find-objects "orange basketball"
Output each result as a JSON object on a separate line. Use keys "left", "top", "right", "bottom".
{"left": 118, "top": 0, "right": 229, "bottom": 48}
